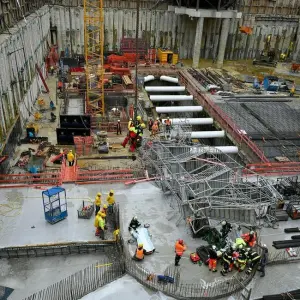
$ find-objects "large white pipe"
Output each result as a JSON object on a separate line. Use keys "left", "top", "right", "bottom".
{"left": 162, "top": 118, "right": 213, "bottom": 125}
{"left": 160, "top": 76, "right": 179, "bottom": 84}
{"left": 144, "top": 75, "right": 155, "bottom": 82}
{"left": 190, "top": 131, "right": 225, "bottom": 138}
{"left": 156, "top": 106, "right": 203, "bottom": 113}
{"left": 191, "top": 146, "right": 238, "bottom": 154}
{"left": 145, "top": 86, "right": 185, "bottom": 92}
{"left": 150, "top": 95, "right": 193, "bottom": 101}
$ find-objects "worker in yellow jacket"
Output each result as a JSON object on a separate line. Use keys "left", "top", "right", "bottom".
{"left": 67, "top": 150, "right": 75, "bottom": 166}
{"left": 106, "top": 190, "right": 115, "bottom": 215}
{"left": 94, "top": 192, "right": 101, "bottom": 215}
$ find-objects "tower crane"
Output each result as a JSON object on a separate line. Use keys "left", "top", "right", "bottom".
{"left": 83, "top": 0, "right": 105, "bottom": 115}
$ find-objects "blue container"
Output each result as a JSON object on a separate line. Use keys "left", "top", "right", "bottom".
{"left": 42, "top": 187, "right": 68, "bottom": 224}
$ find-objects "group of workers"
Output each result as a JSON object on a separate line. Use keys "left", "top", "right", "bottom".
{"left": 93, "top": 190, "right": 116, "bottom": 240}
{"left": 122, "top": 116, "right": 146, "bottom": 152}
{"left": 148, "top": 117, "right": 172, "bottom": 136}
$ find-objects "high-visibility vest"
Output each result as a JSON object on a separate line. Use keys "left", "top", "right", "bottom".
{"left": 175, "top": 241, "right": 186, "bottom": 256}
{"left": 67, "top": 153, "right": 74, "bottom": 162}
{"left": 165, "top": 119, "right": 171, "bottom": 126}
{"left": 135, "top": 248, "right": 144, "bottom": 259}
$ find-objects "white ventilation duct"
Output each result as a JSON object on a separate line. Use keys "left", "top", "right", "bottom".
{"left": 150, "top": 95, "right": 193, "bottom": 101}
{"left": 162, "top": 118, "right": 213, "bottom": 125}
{"left": 160, "top": 75, "right": 179, "bottom": 84}
{"left": 144, "top": 75, "right": 155, "bottom": 82}
{"left": 203, "top": 146, "right": 238, "bottom": 154}
{"left": 156, "top": 106, "right": 203, "bottom": 113}
{"left": 190, "top": 131, "right": 225, "bottom": 138}
{"left": 145, "top": 86, "right": 185, "bottom": 92}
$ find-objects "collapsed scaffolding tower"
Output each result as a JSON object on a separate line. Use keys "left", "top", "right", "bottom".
{"left": 139, "top": 138, "right": 282, "bottom": 234}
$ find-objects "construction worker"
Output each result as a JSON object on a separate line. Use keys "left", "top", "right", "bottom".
{"left": 175, "top": 239, "right": 186, "bottom": 266}
{"left": 208, "top": 245, "right": 218, "bottom": 272}
{"left": 94, "top": 212, "right": 106, "bottom": 240}
{"left": 242, "top": 231, "right": 257, "bottom": 247}
{"left": 290, "top": 83, "right": 296, "bottom": 97}
{"left": 220, "top": 220, "right": 232, "bottom": 238}
{"left": 151, "top": 121, "right": 159, "bottom": 137}
{"left": 122, "top": 125, "right": 137, "bottom": 148}
{"left": 148, "top": 118, "right": 154, "bottom": 131}
{"left": 246, "top": 249, "right": 261, "bottom": 275}
{"left": 50, "top": 112, "right": 56, "bottom": 122}
{"left": 220, "top": 248, "right": 233, "bottom": 276}
{"left": 50, "top": 100, "right": 55, "bottom": 110}
{"left": 127, "top": 118, "right": 134, "bottom": 130}
{"left": 258, "top": 244, "right": 268, "bottom": 277}
{"left": 67, "top": 150, "right": 75, "bottom": 166}
{"left": 113, "top": 228, "right": 120, "bottom": 241}
{"left": 94, "top": 192, "right": 102, "bottom": 215}
{"left": 164, "top": 117, "right": 172, "bottom": 134}
{"left": 106, "top": 190, "right": 115, "bottom": 214}
{"left": 101, "top": 204, "right": 108, "bottom": 216}
{"left": 133, "top": 243, "right": 145, "bottom": 261}
{"left": 235, "top": 245, "right": 247, "bottom": 272}
{"left": 128, "top": 216, "right": 141, "bottom": 231}
{"left": 116, "top": 120, "right": 122, "bottom": 135}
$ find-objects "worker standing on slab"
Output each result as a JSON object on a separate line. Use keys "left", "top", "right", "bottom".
{"left": 175, "top": 239, "right": 186, "bottom": 266}
{"left": 258, "top": 244, "right": 268, "bottom": 277}
{"left": 106, "top": 190, "right": 115, "bottom": 215}
{"left": 208, "top": 245, "right": 218, "bottom": 272}
{"left": 164, "top": 117, "right": 172, "bottom": 135}
{"left": 116, "top": 120, "right": 122, "bottom": 135}
{"left": 290, "top": 83, "right": 296, "bottom": 97}
{"left": 246, "top": 248, "right": 261, "bottom": 275}
{"left": 97, "top": 212, "right": 106, "bottom": 240}
{"left": 67, "top": 150, "right": 75, "bottom": 166}
{"left": 132, "top": 243, "right": 145, "bottom": 261}
{"left": 94, "top": 193, "right": 101, "bottom": 215}
{"left": 94, "top": 211, "right": 101, "bottom": 236}
{"left": 151, "top": 121, "right": 159, "bottom": 137}
{"left": 148, "top": 118, "right": 154, "bottom": 131}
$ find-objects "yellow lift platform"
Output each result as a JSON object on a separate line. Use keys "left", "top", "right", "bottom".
{"left": 157, "top": 48, "right": 178, "bottom": 65}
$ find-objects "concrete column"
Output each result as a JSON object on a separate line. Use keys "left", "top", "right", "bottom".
{"left": 216, "top": 18, "right": 230, "bottom": 68}
{"left": 192, "top": 17, "right": 204, "bottom": 68}
{"left": 293, "top": 19, "right": 300, "bottom": 61}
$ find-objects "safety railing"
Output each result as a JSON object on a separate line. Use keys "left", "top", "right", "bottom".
{"left": 100, "top": 121, "right": 128, "bottom": 132}
{"left": 178, "top": 70, "right": 269, "bottom": 163}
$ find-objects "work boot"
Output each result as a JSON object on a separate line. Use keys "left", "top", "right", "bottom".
{"left": 175, "top": 264, "right": 180, "bottom": 267}
{"left": 260, "top": 274, "right": 265, "bottom": 277}
{"left": 212, "top": 269, "right": 217, "bottom": 272}
{"left": 220, "top": 270, "right": 226, "bottom": 276}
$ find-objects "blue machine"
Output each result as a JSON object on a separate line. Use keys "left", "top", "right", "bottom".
{"left": 42, "top": 187, "right": 68, "bottom": 224}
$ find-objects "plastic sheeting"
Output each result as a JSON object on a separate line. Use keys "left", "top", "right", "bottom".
{"left": 0, "top": 6, "right": 50, "bottom": 132}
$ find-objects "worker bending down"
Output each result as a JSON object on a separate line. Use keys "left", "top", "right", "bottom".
{"left": 208, "top": 245, "right": 218, "bottom": 272}
{"left": 175, "top": 239, "right": 186, "bottom": 266}
{"left": 242, "top": 230, "right": 257, "bottom": 247}
{"left": 128, "top": 216, "right": 141, "bottom": 231}
{"left": 94, "top": 192, "right": 101, "bottom": 215}
{"left": 246, "top": 249, "right": 261, "bottom": 275}
{"left": 67, "top": 150, "right": 75, "bottom": 166}
{"left": 132, "top": 243, "right": 145, "bottom": 261}
{"left": 235, "top": 245, "right": 247, "bottom": 272}
{"left": 220, "top": 248, "right": 234, "bottom": 276}
{"left": 106, "top": 189, "right": 115, "bottom": 214}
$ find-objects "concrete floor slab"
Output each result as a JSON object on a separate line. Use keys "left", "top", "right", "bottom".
{"left": 0, "top": 254, "right": 107, "bottom": 300}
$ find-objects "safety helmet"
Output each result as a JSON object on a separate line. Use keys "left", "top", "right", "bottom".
{"left": 97, "top": 192, "right": 102, "bottom": 197}
{"left": 262, "top": 244, "right": 267, "bottom": 248}
{"left": 130, "top": 118, "right": 132, "bottom": 121}
{"left": 133, "top": 216, "right": 138, "bottom": 220}
{"left": 167, "top": 117, "right": 169, "bottom": 119}
{"left": 103, "top": 204, "right": 108, "bottom": 209}
{"left": 178, "top": 239, "right": 184, "bottom": 245}
{"left": 250, "top": 231, "right": 254, "bottom": 235}
{"left": 238, "top": 245, "right": 243, "bottom": 250}
{"left": 109, "top": 189, "right": 114, "bottom": 194}
{"left": 141, "top": 123, "right": 146, "bottom": 129}
{"left": 232, "top": 244, "right": 236, "bottom": 251}
{"left": 137, "top": 116, "right": 141, "bottom": 121}
{"left": 221, "top": 221, "right": 226, "bottom": 226}
{"left": 97, "top": 211, "right": 102, "bottom": 215}
{"left": 100, "top": 212, "right": 106, "bottom": 218}
{"left": 138, "top": 243, "right": 143, "bottom": 248}
{"left": 156, "top": 117, "right": 159, "bottom": 120}
{"left": 212, "top": 245, "right": 216, "bottom": 250}
{"left": 118, "top": 120, "right": 120, "bottom": 122}
{"left": 69, "top": 150, "right": 72, "bottom": 152}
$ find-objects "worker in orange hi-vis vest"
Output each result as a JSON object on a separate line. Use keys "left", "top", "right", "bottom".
{"left": 164, "top": 117, "right": 172, "bottom": 134}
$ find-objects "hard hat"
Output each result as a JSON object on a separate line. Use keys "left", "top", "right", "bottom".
{"left": 100, "top": 212, "right": 106, "bottom": 218}
{"left": 221, "top": 221, "right": 226, "bottom": 226}
{"left": 250, "top": 231, "right": 254, "bottom": 235}
{"left": 138, "top": 243, "right": 143, "bottom": 248}
{"left": 133, "top": 216, "right": 138, "bottom": 220}
{"left": 238, "top": 245, "right": 243, "bottom": 250}
{"left": 103, "top": 204, "right": 108, "bottom": 209}
{"left": 118, "top": 120, "right": 120, "bottom": 122}
{"left": 109, "top": 189, "right": 114, "bottom": 194}
{"left": 97, "top": 211, "right": 102, "bottom": 215}
{"left": 178, "top": 239, "right": 184, "bottom": 244}
{"left": 137, "top": 116, "right": 141, "bottom": 121}
{"left": 156, "top": 117, "right": 159, "bottom": 120}
{"left": 97, "top": 192, "right": 102, "bottom": 196}
{"left": 246, "top": 248, "right": 251, "bottom": 252}
{"left": 167, "top": 117, "right": 169, "bottom": 119}
{"left": 69, "top": 150, "right": 72, "bottom": 152}
{"left": 212, "top": 245, "right": 216, "bottom": 250}
{"left": 262, "top": 244, "right": 267, "bottom": 248}
{"left": 141, "top": 123, "right": 146, "bottom": 129}
{"left": 130, "top": 118, "right": 132, "bottom": 121}
{"left": 232, "top": 244, "right": 236, "bottom": 250}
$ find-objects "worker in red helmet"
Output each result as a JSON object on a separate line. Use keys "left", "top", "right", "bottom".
{"left": 174, "top": 239, "right": 187, "bottom": 266}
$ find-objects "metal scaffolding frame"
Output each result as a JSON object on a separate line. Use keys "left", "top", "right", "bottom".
{"left": 139, "top": 139, "right": 282, "bottom": 231}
